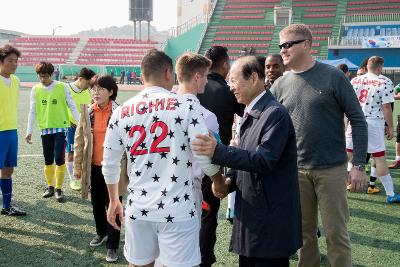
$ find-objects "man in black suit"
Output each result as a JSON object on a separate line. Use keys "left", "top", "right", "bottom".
{"left": 192, "top": 56, "right": 302, "bottom": 267}
{"left": 197, "top": 46, "right": 245, "bottom": 267}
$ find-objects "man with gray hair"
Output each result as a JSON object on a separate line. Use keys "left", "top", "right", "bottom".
{"left": 271, "top": 24, "right": 368, "bottom": 267}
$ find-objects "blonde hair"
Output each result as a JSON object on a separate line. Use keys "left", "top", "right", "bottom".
{"left": 280, "top": 24, "right": 313, "bottom": 45}
{"left": 176, "top": 52, "right": 212, "bottom": 83}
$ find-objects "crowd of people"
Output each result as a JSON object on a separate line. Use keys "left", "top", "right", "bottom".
{"left": 0, "top": 23, "right": 399, "bottom": 267}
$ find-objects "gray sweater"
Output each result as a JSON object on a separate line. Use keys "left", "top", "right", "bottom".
{"left": 271, "top": 61, "right": 367, "bottom": 169}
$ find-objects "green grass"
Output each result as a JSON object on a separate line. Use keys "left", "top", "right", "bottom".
{"left": 1, "top": 88, "right": 400, "bottom": 266}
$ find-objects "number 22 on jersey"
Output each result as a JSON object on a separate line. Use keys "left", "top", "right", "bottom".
{"left": 129, "top": 121, "right": 170, "bottom": 156}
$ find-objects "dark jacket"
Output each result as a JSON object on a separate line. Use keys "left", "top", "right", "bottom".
{"left": 198, "top": 72, "right": 245, "bottom": 145}
{"left": 212, "top": 91, "right": 302, "bottom": 258}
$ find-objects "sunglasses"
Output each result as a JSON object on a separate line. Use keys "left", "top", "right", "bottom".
{"left": 278, "top": 39, "right": 308, "bottom": 50}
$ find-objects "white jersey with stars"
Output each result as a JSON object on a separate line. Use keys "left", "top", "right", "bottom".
{"left": 350, "top": 72, "right": 394, "bottom": 124}
{"left": 102, "top": 86, "right": 220, "bottom": 223}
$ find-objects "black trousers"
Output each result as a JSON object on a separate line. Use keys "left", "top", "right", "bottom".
{"left": 41, "top": 132, "right": 65, "bottom": 166}
{"left": 91, "top": 165, "right": 121, "bottom": 249}
{"left": 239, "top": 255, "right": 289, "bottom": 267}
{"left": 200, "top": 175, "right": 220, "bottom": 267}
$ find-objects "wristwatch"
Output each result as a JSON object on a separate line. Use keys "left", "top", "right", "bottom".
{"left": 353, "top": 164, "right": 365, "bottom": 172}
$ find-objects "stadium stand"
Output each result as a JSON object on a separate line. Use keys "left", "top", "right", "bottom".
{"left": 9, "top": 36, "right": 158, "bottom": 66}
{"left": 341, "top": 24, "right": 400, "bottom": 45}
{"left": 10, "top": 36, "right": 80, "bottom": 65}
{"left": 76, "top": 38, "right": 157, "bottom": 66}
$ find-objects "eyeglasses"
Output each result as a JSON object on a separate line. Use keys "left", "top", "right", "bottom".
{"left": 89, "top": 86, "right": 107, "bottom": 93}
{"left": 278, "top": 39, "right": 308, "bottom": 50}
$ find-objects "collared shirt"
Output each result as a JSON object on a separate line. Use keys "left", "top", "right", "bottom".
{"left": 246, "top": 91, "right": 266, "bottom": 114}
{"left": 238, "top": 91, "right": 266, "bottom": 135}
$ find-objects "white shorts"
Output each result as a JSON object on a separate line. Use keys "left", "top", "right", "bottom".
{"left": 346, "top": 123, "right": 385, "bottom": 154}
{"left": 124, "top": 218, "right": 200, "bottom": 267}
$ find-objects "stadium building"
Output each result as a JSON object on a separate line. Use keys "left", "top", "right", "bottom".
{"left": 2, "top": 0, "right": 400, "bottom": 83}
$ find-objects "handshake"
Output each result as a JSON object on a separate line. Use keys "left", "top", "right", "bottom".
{"left": 211, "top": 176, "right": 231, "bottom": 199}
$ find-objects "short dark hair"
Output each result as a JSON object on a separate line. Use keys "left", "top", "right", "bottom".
{"left": 0, "top": 44, "right": 21, "bottom": 62}
{"left": 337, "top": 63, "right": 349, "bottom": 73}
{"left": 90, "top": 75, "right": 118, "bottom": 100}
{"left": 266, "top": 54, "right": 284, "bottom": 66}
{"left": 141, "top": 49, "right": 173, "bottom": 80}
{"left": 78, "top": 67, "right": 96, "bottom": 80}
{"left": 35, "top": 61, "right": 54, "bottom": 75}
{"left": 205, "top": 46, "right": 229, "bottom": 70}
{"left": 256, "top": 56, "right": 266, "bottom": 72}
{"left": 240, "top": 56, "right": 265, "bottom": 81}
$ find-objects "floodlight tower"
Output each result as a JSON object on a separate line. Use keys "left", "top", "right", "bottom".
{"left": 129, "top": 0, "right": 153, "bottom": 41}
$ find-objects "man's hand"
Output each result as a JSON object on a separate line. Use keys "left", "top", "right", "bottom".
{"left": 349, "top": 167, "right": 367, "bottom": 192}
{"left": 107, "top": 199, "right": 124, "bottom": 231}
{"left": 386, "top": 126, "right": 394, "bottom": 140}
{"left": 191, "top": 131, "right": 217, "bottom": 157}
{"left": 25, "top": 134, "right": 32, "bottom": 144}
{"left": 230, "top": 138, "right": 238, "bottom": 147}
{"left": 212, "top": 177, "right": 231, "bottom": 199}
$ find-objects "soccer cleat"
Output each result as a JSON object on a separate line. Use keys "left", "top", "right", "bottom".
{"left": 388, "top": 160, "right": 400, "bottom": 169}
{"left": 367, "top": 186, "right": 380, "bottom": 194}
{"left": 42, "top": 186, "right": 55, "bottom": 198}
{"left": 90, "top": 235, "right": 107, "bottom": 247}
{"left": 386, "top": 194, "right": 400, "bottom": 204}
{"left": 226, "top": 208, "right": 234, "bottom": 224}
{"left": 1, "top": 206, "right": 27, "bottom": 216}
{"left": 69, "top": 180, "right": 81, "bottom": 191}
{"left": 106, "top": 249, "right": 118, "bottom": 262}
{"left": 346, "top": 183, "right": 351, "bottom": 191}
{"left": 55, "top": 189, "right": 65, "bottom": 203}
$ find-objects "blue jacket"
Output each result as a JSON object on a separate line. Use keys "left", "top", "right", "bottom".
{"left": 212, "top": 90, "right": 302, "bottom": 258}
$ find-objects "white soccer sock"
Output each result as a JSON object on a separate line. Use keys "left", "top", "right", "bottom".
{"left": 396, "top": 156, "right": 400, "bottom": 161}
{"left": 370, "top": 166, "right": 377, "bottom": 178}
{"left": 227, "top": 191, "right": 236, "bottom": 210}
{"left": 379, "top": 174, "right": 395, "bottom": 196}
{"left": 66, "top": 161, "right": 74, "bottom": 182}
{"left": 347, "top": 162, "right": 353, "bottom": 172}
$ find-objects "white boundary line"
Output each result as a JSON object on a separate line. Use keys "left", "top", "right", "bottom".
{"left": 18, "top": 154, "right": 42, "bottom": 158}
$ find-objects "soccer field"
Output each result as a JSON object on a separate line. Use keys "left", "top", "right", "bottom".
{"left": 0, "top": 88, "right": 399, "bottom": 266}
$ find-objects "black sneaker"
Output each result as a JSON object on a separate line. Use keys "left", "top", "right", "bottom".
{"left": 43, "top": 186, "right": 55, "bottom": 198}
{"left": 1, "top": 206, "right": 27, "bottom": 216}
{"left": 106, "top": 249, "right": 118, "bottom": 262}
{"left": 55, "top": 189, "right": 65, "bottom": 202}
{"left": 90, "top": 235, "right": 107, "bottom": 247}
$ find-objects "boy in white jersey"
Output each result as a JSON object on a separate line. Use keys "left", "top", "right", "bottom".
{"left": 175, "top": 53, "right": 220, "bottom": 224}
{"left": 101, "top": 50, "right": 226, "bottom": 267}
{"left": 346, "top": 56, "right": 400, "bottom": 203}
